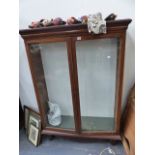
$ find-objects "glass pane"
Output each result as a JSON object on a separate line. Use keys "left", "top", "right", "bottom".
{"left": 30, "top": 42, "right": 74, "bottom": 129}
{"left": 76, "top": 38, "right": 118, "bottom": 131}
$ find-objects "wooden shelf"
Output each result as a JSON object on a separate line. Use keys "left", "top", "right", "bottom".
{"left": 47, "top": 115, "right": 115, "bottom": 131}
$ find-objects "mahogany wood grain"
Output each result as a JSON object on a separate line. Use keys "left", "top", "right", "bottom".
{"left": 42, "top": 129, "right": 121, "bottom": 140}
{"left": 114, "top": 32, "right": 126, "bottom": 133}
{"left": 67, "top": 38, "right": 81, "bottom": 133}
{"left": 24, "top": 41, "right": 49, "bottom": 128}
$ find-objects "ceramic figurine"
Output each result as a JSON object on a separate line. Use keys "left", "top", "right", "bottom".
{"left": 87, "top": 12, "right": 106, "bottom": 34}
{"left": 29, "top": 20, "right": 43, "bottom": 28}
{"left": 52, "top": 17, "right": 66, "bottom": 26}
{"left": 29, "top": 17, "right": 66, "bottom": 28}
{"left": 105, "top": 13, "right": 117, "bottom": 21}
{"left": 66, "top": 17, "right": 81, "bottom": 25}
{"left": 40, "top": 19, "right": 53, "bottom": 27}
{"left": 47, "top": 101, "right": 62, "bottom": 126}
{"left": 79, "top": 15, "right": 88, "bottom": 24}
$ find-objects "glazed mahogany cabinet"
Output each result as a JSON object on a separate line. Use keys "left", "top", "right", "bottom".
{"left": 20, "top": 19, "right": 132, "bottom": 140}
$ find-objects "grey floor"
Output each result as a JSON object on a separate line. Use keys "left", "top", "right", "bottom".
{"left": 19, "top": 129, "right": 125, "bottom": 155}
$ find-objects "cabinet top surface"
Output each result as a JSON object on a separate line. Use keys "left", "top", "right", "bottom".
{"left": 19, "top": 19, "right": 132, "bottom": 38}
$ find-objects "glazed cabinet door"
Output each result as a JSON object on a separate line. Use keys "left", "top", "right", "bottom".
{"left": 28, "top": 41, "right": 75, "bottom": 131}
{"left": 75, "top": 38, "right": 119, "bottom": 132}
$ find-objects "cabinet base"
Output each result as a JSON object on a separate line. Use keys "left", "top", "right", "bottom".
{"left": 41, "top": 129, "right": 121, "bottom": 140}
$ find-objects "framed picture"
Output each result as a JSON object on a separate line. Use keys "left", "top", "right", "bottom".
{"left": 28, "top": 124, "right": 40, "bottom": 146}
{"left": 29, "top": 115, "right": 40, "bottom": 128}
{"left": 24, "top": 106, "right": 29, "bottom": 130}
{"left": 24, "top": 106, "right": 41, "bottom": 141}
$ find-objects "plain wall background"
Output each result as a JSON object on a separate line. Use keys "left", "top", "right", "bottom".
{"left": 19, "top": 0, "right": 135, "bottom": 113}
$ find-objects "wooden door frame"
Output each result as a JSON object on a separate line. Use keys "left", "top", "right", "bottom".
{"left": 23, "top": 32, "right": 126, "bottom": 135}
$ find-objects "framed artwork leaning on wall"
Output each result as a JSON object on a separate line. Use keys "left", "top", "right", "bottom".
{"left": 24, "top": 106, "right": 41, "bottom": 146}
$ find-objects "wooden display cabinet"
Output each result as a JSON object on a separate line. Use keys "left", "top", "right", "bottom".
{"left": 19, "top": 19, "right": 132, "bottom": 140}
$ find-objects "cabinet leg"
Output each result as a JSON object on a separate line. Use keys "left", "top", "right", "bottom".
{"left": 110, "top": 140, "right": 117, "bottom": 145}
{"left": 37, "top": 134, "right": 42, "bottom": 145}
{"left": 49, "top": 135, "right": 55, "bottom": 140}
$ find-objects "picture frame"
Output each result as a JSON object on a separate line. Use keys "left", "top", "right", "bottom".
{"left": 24, "top": 106, "right": 29, "bottom": 130}
{"left": 28, "top": 124, "right": 39, "bottom": 146}
{"left": 29, "top": 115, "right": 40, "bottom": 128}
{"left": 24, "top": 106, "right": 41, "bottom": 137}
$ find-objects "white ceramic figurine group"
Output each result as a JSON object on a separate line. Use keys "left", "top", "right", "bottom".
{"left": 87, "top": 12, "right": 106, "bottom": 34}
{"left": 47, "top": 101, "right": 62, "bottom": 126}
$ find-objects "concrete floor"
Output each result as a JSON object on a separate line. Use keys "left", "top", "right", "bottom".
{"left": 19, "top": 129, "right": 125, "bottom": 155}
